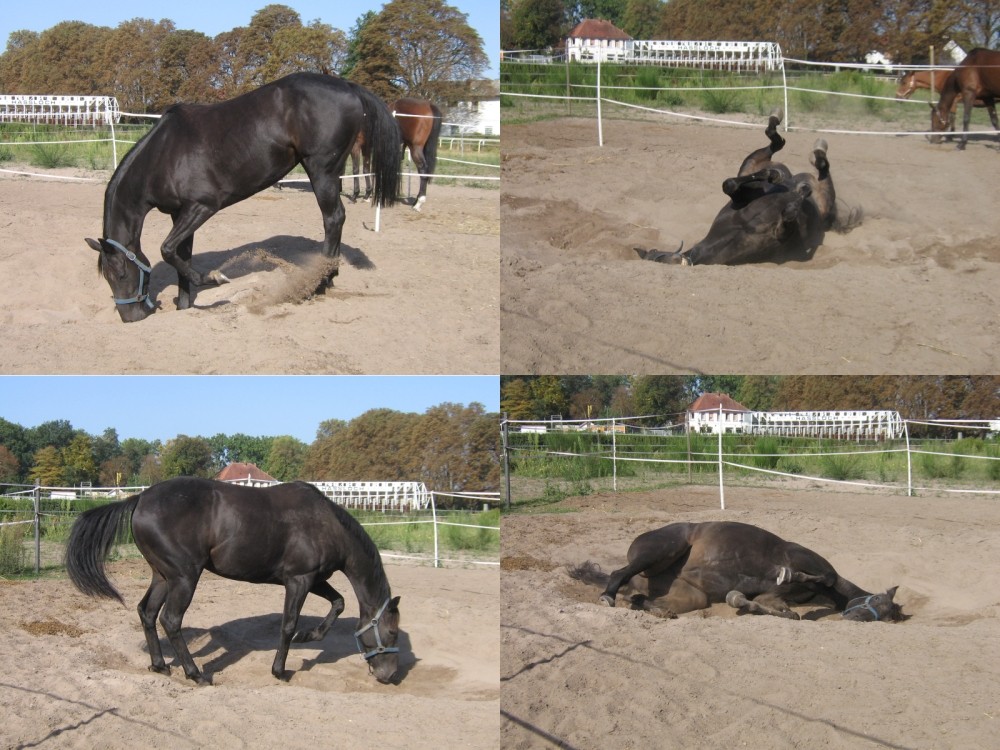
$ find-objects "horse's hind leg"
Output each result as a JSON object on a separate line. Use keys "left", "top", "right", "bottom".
{"left": 725, "top": 590, "right": 799, "bottom": 619}
{"left": 409, "top": 146, "right": 429, "bottom": 211}
{"left": 302, "top": 158, "right": 348, "bottom": 294}
{"left": 138, "top": 571, "right": 170, "bottom": 674}
{"left": 291, "top": 579, "right": 346, "bottom": 643}
{"left": 600, "top": 525, "right": 692, "bottom": 607}
{"left": 737, "top": 108, "right": 786, "bottom": 176}
{"left": 158, "top": 571, "right": 206, "bottom": 683}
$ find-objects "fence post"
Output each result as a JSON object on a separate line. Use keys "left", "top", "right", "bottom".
{"left": 501, "top": 416, "right": 511, "bottom": 510}
{"left": 612, "top": 417, "right": 618, "bottom": 492}
{"left": 596, "top": 55, "right": 604, "bottom": 147}
{"left": 431, "top": 491, "right": 440, "bottom": 568}
{"left": 33, "top": 482, "right": 41, "bottom": 575}
{"left": 718, "top": 404, "right": 725, "bottom": 510}
{"left": 904, "top": 420, "right": 913, "bottom": 497}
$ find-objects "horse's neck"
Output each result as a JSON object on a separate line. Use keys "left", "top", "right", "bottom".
{"left": 345, "top": 556, "right": 391, "bottom": 617}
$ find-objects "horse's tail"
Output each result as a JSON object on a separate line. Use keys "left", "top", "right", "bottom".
{"left": 352, "top": 83, "right": 401, "bottom": 208}
{"left": 65, "top": 494, "right": 141, "bottom": 605}
{"left": 423, "top": 103, "right": 444, "bottom": 181}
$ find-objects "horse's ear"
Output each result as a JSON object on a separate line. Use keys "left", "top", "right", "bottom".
{"left": 390, "top": 595, "right": 400, "bottom": 610}
{"left": 85, "top": 237, "right": 103, "bottom": 253}
{"left": 885, "top": 585, "right": 898, "bottom": 599}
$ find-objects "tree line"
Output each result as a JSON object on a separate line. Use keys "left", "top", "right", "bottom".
{"left": 502, "top": 0, "right": 1000, "bottom": 64}
{"left": 501, "top": 376, "right": 1000, "bottom": 432}
{"left": 0, "top": 402, "right": 500, "bottom": 493}
{"left": 0, "top": 1, "right": 489, "bottom": 112}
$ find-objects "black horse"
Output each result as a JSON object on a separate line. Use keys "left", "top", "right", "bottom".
{"left": 86, "top": 73, "right": 402, "bottom": 322}
{"left": 636, "top": 109, "right": 858, "bottom": 265}
{"left": 65, "top": 477, "right": 401, "bottom": 684}
{"left": 572, "top": 521, "right": 901, "bottom": 621}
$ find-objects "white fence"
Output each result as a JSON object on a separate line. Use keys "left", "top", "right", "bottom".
{"left": 565, "top": 39, "right": 783, "bottom": 72}
{"left": 501, "top": 45, "right": 979, "bottom": 146}
{"left": 502, "top": 413, "right": 1000, "bottom": 509}
{"left": 311, "top": 480, "right": 431, "bottom": 510}
{"left": 0, "top": 94, "right": 120, "bottom": 125}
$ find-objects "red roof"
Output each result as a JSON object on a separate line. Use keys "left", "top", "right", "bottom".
{"left": 688, "top": 393, "right": 749, "bottom": 413}
{"left": 214, "top": 462, "right": 278, "bottom": 483}
{"left": 568, "top": 19, "right": 632, "bottom": 41}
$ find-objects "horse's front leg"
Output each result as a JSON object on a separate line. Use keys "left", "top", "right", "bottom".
{"left": 273, "top": 575, "right": 313, "bottom": 680}
{"left": 726, "top": 590, "right": 799, "bottom": 619}
{"left": 291, "top": 580, "right": 346, "bottom": 643}
{"left": 164, "top": 205, "right": 229, "bottom": 310}
{"left": 306, "top": 170, "right": 347, "bottom": 294}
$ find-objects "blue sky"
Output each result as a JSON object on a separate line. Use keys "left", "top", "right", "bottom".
{"left": 0, "top": 0, "right": 499, "bottom": 78}
{"left": 0, "top": 376, "right": 499, "bottom": 444}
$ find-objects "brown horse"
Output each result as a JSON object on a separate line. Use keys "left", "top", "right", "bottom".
{"left": 570, "top": 521, "right": 904, "bottom": 621}
{"left": 929, "top": 48, "right": 1000, "bottom": 149}
{"left": 393, "top": 98, "right": 443, "bottom": 211}
{"left": 347, "top": 130, "right": 372, "bottom": 203}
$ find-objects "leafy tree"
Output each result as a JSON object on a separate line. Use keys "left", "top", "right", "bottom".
{"left": 342, "top": 11, "right": 379, "bottom": 77}
{"left": 30, "top": 446, "right": 64, "bottom": 486}
{"left": 510, "top": 0, "right": 568, "bottom": 50}
{"left": 160, "top": 435, "right": 214, "bottom": 478}
{"left": 0, "top": 445, "right": 19, "bottom": 482}
{"left": 264, "top": 435, "right": 309, "bottom": 481}
{"left": 99, "top": 454, "right": 133, "bottom": 487}
{"left": 344, "top": 12, "right": 403, "bottom": 100}
{"left": 62, "top": 433, "right": 97, "bottom": 486}
{"left": 621, "top": 0, "right": 664, "bottom": 39}
{"left": 27, "top": 420, "right": 76, "bottom": 453}
{"left": 500, "top": 377, "right": 536, "bottom": 419}
{"left": 632, "top": 376, "right": 689, "bottom": 417}
{"left": 373, "top": 0, "right": 489, "bottom": 100}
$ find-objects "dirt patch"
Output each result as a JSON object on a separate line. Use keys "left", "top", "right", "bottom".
{"left": 1, "top": 561, "right": 498, "bottom": 748}
{"left": 0, "top": 175, "right": 498, "bottom": 374}
{"left": 501, "top": 117, "right": 1000, "bottom": 373}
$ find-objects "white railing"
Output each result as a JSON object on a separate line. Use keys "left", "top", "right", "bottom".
{"left": 0, "top": 94, "right": 120, "bottom": 125}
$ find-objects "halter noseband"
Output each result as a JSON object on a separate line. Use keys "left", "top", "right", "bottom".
{"left": 843, "top": 594, "right": 882, "bottom": 621}
{"left": 353, "top": 597, "right": 399, "bottom": 663}
{"left": 104, "top": 238, "right": 155, "bottom": 310}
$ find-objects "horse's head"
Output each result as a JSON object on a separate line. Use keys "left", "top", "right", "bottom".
{"left": 928, "top": 102, "right": 950, "bottom": 144}
{"left": 842, "top": 586, "right": 904, "bottom": 622}
{"left": 895, "top": 72, "right": 915, "bottom": 99}
{"left": 355, "top": 595, "right": 401, "bottom": 684}
{"left": 85, "top": 237, "right": 157, "bottom": 322}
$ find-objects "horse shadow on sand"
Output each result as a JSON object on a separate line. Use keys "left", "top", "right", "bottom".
{"left": 142, "top": 235, "right": 375, "bottom": 311}
{"left": 144, "top": 613, "right": 415, "bottom": 684}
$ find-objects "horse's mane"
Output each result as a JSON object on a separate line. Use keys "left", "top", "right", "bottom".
{"left": 320, "top": 489, "right": 391, "bottom": 597}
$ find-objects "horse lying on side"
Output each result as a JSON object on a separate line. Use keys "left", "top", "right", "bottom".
{"left": 569, "top": 521, "right": 903, "bottom": 621}
{"left": 635, "top": 109, "right": 860, "bottom": 265}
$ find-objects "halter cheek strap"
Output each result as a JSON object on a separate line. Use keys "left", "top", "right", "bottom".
{"left": 843, "top": 595, "right": 881, "bottom": 621}
{"left": 104, "top": 238, "right": 155, "bottom": 310}
{"left": 353, "top": 597, "right": 400, "bottom": 662}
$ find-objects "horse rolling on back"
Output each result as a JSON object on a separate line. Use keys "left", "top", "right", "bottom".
{"left": 65, "top": 477, "right": 402, "bottom": 684}
{"left": 570, "top": 521, "right": 902, "bottom": 621}
{"left": 86, "top": 73, "right": 402, "bottom": 322}
{"left": 929, "top": 48, "right": 1000, "bottom": 150}
{"left": 393, "top": 98, "right": 443, "bottom": 211}
{"left": 635, "top": 108, "right": 858, "bottom": 265}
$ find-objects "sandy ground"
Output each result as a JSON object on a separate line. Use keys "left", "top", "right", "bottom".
{"left": 501, "top": 485, "right": 1000, "bottom": 749}
{"left": 0, "top": 171, "right": 498, "bottom": 374}
{"left": 501, "top": 117, "right": 1000, "bottom": 374}
{"left": 1, "top": 558, "right": 498, "bottom": 749}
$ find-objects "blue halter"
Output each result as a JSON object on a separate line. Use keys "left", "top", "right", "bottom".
{"left": 104, "top": 239, "right": 155, "bottom": 310}
{"left": 843, "top": 594, "right": 882, "bottom": 621}
{"left": 353, "top": 597, "right": 400, "bottom": 663}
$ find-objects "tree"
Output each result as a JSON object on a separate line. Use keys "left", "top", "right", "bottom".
{"left": 621, "top": 0, "right": 664, "bottom": 39}
{"left": 510, "top": 0, "right": 568, "bottom": 51}
{"left": 344, "top": 10, "right": 404, "bottom": 99}
{"left": 160, "top": 435, "right": 214, "bottom": 478}
{"left": 62, "top": 433, "right": 97, "bottom": 486}
{"left": 373, "top": 0, "right": 489, "bottom": 100}
{"left": 262, "top": 21, "right": 348, "bottom": 80}
{"left": 264, "top": 436, "right": 309, "bottom": 481}
{"left": 0, "top": 445, "right": 19, "bottom": 482}
{"left": 100, "top": 18, "right": 176, "bottom": 112}
{"left": 99, "top": 454, "right": 133, "bottom": 487}
{"left": 632, "top": 376, "right": 689, "bottom": 417}
{"left": 30, "top": 446, "right": 64, "bottom": 486}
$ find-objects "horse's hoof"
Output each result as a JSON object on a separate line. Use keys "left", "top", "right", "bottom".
{"left": 726, "top": 591, "right": 749, "bottom": 608}
{"left": 599, "top": 594, "right": 616, "bottom": 607}
{"left": 777, "top": 566, "right": 791, "bottom": 585}
{"left": 813, "top": 138, "right": 829, "bottom": 154}
{"left": 207, "top": 270, "right": 230, "bottom": 285}
{"left": 148, "top": 664, "right": 170, "bottom": 676}
{"left": 768, "top": 106, "right": 784, "bottom": 126}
